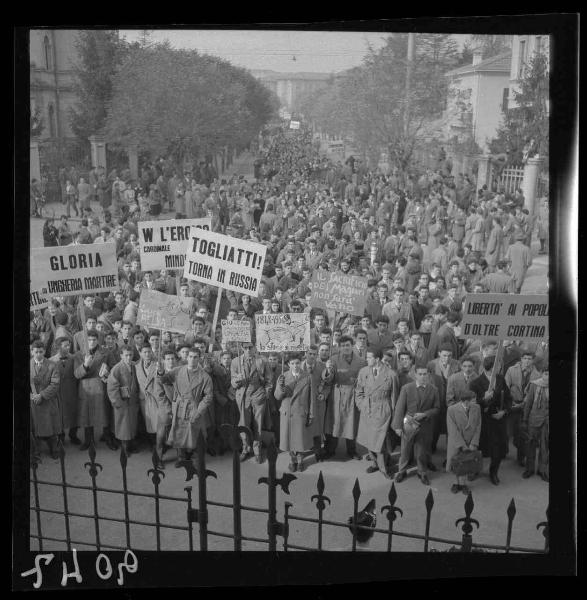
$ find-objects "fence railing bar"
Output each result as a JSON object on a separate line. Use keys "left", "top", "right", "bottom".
{"left": 31, "top": 461, "right": 43, "bottom": 552}
{"left": 29, "top": 534, "right": 128, "bottom": 551}
{"left": 240, "top": 535, "right": 270, "bottom": 545}
{"left": 206, "top": 529, "right": 237, "bottom": 540}
{"left": 280, "top": 543, "right": 313, "bottom": 551}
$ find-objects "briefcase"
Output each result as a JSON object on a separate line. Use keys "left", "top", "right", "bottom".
{"left": 450, "top": 449, "right": 483, "bottom": 476}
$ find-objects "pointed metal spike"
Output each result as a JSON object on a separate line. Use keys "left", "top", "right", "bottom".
{"left": 507, "top": 498, "right": 517, "bottom": 520}
{"left": 352, "top": 478, "right": 361, "bottom": 501}
{"left": 464, "top": 491, "right": 474, "bottom": 516}
{"left": 266, "top": 438, "right": 278, "bottom": 462}
{"left": 151, "top": 447, "right": 159, "bottom": 470}
{"left": 425, "top": 488, "right": 434, "bottom": 512}
{"left": 388, "top": 482, "right": 397, "bottom": 506}
{"left": 317, "top": 471, "right": 325, "bottom": 495}
{"left": 88, "top": 438, "right": 96, "bottom": 463}
{"left": 119, "top": 444, "right": 128, "bottom": 469}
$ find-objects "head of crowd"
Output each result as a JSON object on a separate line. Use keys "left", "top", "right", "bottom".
{"left": 30, "top": 126, "right": 549, "bottom": 489}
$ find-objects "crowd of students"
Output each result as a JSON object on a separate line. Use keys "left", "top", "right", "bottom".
{"left": 30, "top": 126, "right": 549, "bottom": 494}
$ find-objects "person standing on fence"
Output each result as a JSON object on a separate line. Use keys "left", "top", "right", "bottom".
{"left": 160, "top": 346, "right": 214, "bottom": 463}
{"left": 106, "top": 345, "right": 140, "bottom": 456}
{"left": 505, "top": 233, "right": 533, "bottom": 293}
{"left": 522, "top": 368, "right": 549, "bottom": 482}
{"left": 446, "top": 389, "right": 482, "bottom": 495}
{"left": 392, "top": 366, "right": 440, "bottom": 486}
{"left": 231, "top": 342, "right": 272, "bottom": 464}
{"left": 355, "top": 349, "right": 397, "bottom": 479}
{"left": 30, "top": 339, "right": 62, "bottom": 459}
{"left": 274, "top": 352, "right": 315, "bottom": 472}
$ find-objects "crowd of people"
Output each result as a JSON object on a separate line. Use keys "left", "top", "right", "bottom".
{"left": 30, "top": 125, "right": 549, "bottom": 496}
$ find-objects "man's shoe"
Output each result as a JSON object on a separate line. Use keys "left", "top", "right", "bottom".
{"left": 460, "top": 485, "right": 470, "bottom": 495}
{"left": 288, "top": 462, "right": 298, "bottom": 472}
{"left": 418, "top": 474, "right": 430, "bottom": 486}
{"left": 522, "top": 470, "right": 534, "bottom": 479}
{"left": 366, "top": 465, "right": 379, "bottom": 474}
{"left": 490, "top": 473, "right": 500, "bottom": 486}
{"left": 451, "top": 484, "right": 462, "bottom": 494}
{"left": 427, "top": 462, "right": 437, "bottom": 472}
{"left": 69, "top": 435, "right": 81, "bottom": 446}
{"left": 395, "top": 471, "right": 407, "bottom": 483}
{"left": 538, "top": 471, "right": 549, "bottom": 482}
{"left": 105, "top": 438, "right": 119, "bottom": 451}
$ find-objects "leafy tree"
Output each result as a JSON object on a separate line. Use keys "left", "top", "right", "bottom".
{"left": 69, "top": 30, "right": 128, "bottom": 141}
{"left": 488, "top": 51, "right": 549, "bottom": 166}
{"left": 470, "top": 34, "right": 512, "bottom": 59}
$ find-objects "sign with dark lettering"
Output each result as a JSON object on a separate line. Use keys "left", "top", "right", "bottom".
{"left": 255, "top": 313, "right": 310, "bottom": 352}
{"left": 221, "top": 319, "right": 252, "bottom": 343}
{"left": 310, "top": 270, "right": 368, "bottom": 316}
{"left": 138, "top": 218, "right": 211, "bottom": 271}
{"left": 30, "top": 287, "right": 50, "bottom": 311}
{"left": 459, "top": 293, "right": 548, "bottom": 341}
{"left": 136, "top": 289, "right": 195, "bottom": 333}
{"left": 183, "top": 229, "right": 267, "bottom": 296}
{"left": 30, "top": 244, "right": 119, "bottom": 298}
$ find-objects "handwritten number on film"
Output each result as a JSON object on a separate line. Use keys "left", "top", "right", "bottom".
{"left": 21, "top": 549, "right": 138, "bottom": 588}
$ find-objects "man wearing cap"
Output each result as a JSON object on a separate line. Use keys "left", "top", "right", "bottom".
{"left": 392, "top": 366, "right": 440, "bottom": 485}
{"left": 50, "top": 337, "right": 80, "bottom": 445}
{"left": 231, "top": 342, "right": 273, "bottom": 463}
{"left": 74, "top": 329, "right": 118, "bottom": 451}
{"left": 505, "top": 233, "right": 533, "bottom": 293}
{"left": 355, "top": 349, "right": 398, "bottom": 478}
{"left": 323, "top": 335, "right": 366, "bottom": 460}
{"left": 30, "top": 339, "right": 62, "bottom": 459}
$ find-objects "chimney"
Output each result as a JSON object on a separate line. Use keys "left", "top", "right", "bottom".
{"left": 472, "top": 49, "right": 483, "bottom": 66}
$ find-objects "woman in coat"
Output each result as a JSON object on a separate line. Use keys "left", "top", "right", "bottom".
{"left": 274, "top": 353, "right": 315, "bottom": 472}
{"left": 30, "top": 340, "right": 62, "bottom": 458}
{"left": 445, "top": 389, "right": 482, "bottom": 494}
{"left": 106, "top": 346, "right": 140, "bottom": 452}
{"left": 73, "top": 330, "right": 117, "bottom": 450}
{"left": 355, "top": 349, "right": 398, "bottom": 477}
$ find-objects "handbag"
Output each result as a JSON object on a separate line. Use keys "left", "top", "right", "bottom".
{"left": 450, "top": 449, "right": 483, "bottom": 476}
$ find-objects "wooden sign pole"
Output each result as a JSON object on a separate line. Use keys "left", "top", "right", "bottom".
{"left": 209, "top": 288, "right": 222, "bottom": 354}
{"left": 488, "top": 339, "right": 505, "bottom": 392}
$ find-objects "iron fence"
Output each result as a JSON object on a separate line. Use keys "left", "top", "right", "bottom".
{"left": 497, "top": 166, "right": 525, "bottom": 195}
{"left": 30, "top": 426, "right": 549, "bottom": 553}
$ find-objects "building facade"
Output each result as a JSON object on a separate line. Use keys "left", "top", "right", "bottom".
{"left": 508, "top": 34, "right": 550, "bottom": 109}
{"left": 30, "top": 29, "right": 80, "bottom": 141}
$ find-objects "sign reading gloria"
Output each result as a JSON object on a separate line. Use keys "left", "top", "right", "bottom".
{"left": 255, "top": 313, "right": 310, "bottom": 352}
{"left": 183, "top": 229, "right": 266, "bottom": 296}
{"left": 138, "top": 218, "right": 211, "bottom": 271}
{"left": 136, "top": 289, "right": 194, "bottom": 334}
{"left": 310, "top": 270, "right": 368, "bottom": 316}
{"left": 459, "top": 293, "right": 548, "bottom": 341}
{"left": 221, "top": 319, "right": 252, "bottom": 343}
{"left": 30, "top": 244, "right": 119, "bottom": 297}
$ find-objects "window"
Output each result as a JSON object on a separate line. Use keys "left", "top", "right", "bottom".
{"left": 43, "top": 35, "right": 52, "bottom": 70}
{"left": 518, "top": 40, "right": 526, "bottom": 78}
{"left": 502, "top": 88, "right": 509, "bottom": 113}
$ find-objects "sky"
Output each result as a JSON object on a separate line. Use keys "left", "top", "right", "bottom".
{"left": 120, "top": 30, "right": 470, "bottom": 74}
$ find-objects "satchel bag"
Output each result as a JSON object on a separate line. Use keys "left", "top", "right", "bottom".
{"left": 403, "top": 414, "right": 421, "bottom": 438}
{"left": 450, "top": 449, "right": 483, "bottom": 476}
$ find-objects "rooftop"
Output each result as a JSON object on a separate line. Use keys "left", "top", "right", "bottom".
{"left": 445, "top": 51, "right": 512, "bottom": 77}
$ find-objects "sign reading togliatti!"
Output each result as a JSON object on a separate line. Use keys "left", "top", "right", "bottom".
{"left": 138, "top": 218, "right": 212, "bottom": 271}
{"left": 183, "top": 228, "right": 267, "bottom": 296}
{"left": 459, "top": 293, "right": 548, "bottom": 341}
{"left": 310, "top": 270, "right": 368, "bottom": 316}
{"left": 30, "top": 244, "right": 119, "bottom": 297}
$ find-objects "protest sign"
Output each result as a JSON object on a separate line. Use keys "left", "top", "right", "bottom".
{"left": 327, "top": 141, "right": 345, "bottom": 159}
{"left": 138, "top": 218, "right": 212, "bottom": 271}
{"left": 30, "top": 244, "right": 119, "bottom": 298}
{"left": 30, "top": 288, "right": 49, "bottom": 312}
{"left": 136, "top": 289, "right": 194, "bottom": 334}
{"left": 183, "top": 229, "right": 267, "bottom": 296}
{"left": 289, "top": 120, "right": 300, "bottom": 130}
{"left": 221, "top": 319, "right": 252, "bottom": 343}
{"left": 255, "top": 313, "right": 310, "bottom": 352}
{"left": 459, "top": 294, "right": 548, "bottom": 341}
{"left": 310, "top": 270, "right": 368, "bottom": 316}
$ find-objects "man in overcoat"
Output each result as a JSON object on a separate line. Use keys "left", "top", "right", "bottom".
{"left": 446, "top": 389, "right": 482, "bottom": 494}
{"left": 73, "top": 330, "right": 117, "bottom": 450}
{"left": 153, "top": 349, "right": 176, "bottom": 464}
{"left": 392, "top": 366, "right": 440, "bottom": 485}
{"left": 30, "top": 340, "right": 62, "bottom": 459}
{"left": 355, "top": 349, "right": 398, "bottom": 478}
{"left": 505, "top": 233, "right": 533, "bottom": 293}
{"left": 505, "top": 351, "right": 542, "bottom": 467}
{"left": 159, "top": 347, "right": 214, "bottom": 462}
{"left": 208, "top": 350, "right": 239, "bottom": 454}
{"left": 469, "top": 356, "right": 512, "bottom": 485}
{"left": 231, "top": 342, "right": 273, "bottom": 463}
{"left": 50, "top": 337, "right": 81, "bottom": 445}
{"left": 274, "top": 353, "right": 316, "bottom": 472}
{"left": 106, "top": 346, "right": 140, "bottom": 454}
{"left": 446, "top": 357, "right": 477, "bottom": 406}
{"left": 323, "top": 336, "right": 367, "bottom": 460}
{"left": 522, "top": 369, "right": 549, "bottom": 481}
{"left": 135, "top": 343, "right": 162, "bottom": 454}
